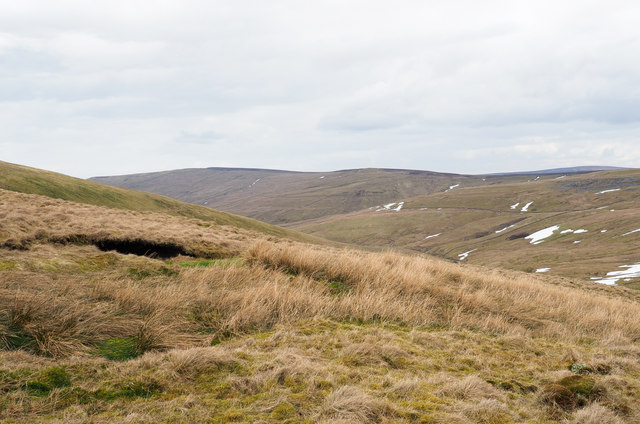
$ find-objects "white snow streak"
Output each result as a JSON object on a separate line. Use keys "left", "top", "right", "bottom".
{"left": 424, "top": 233, "right": 441, "bottom": 240}
{"left": 510, "top": 202, "right": 520, "bottom": 210}
{"left": 525, "top": 225, "right": 560, "bottom": 245}
{"left": 596, "top": 188, "right": 621, "bottom": 194}
{"left": 521, "top": 201, "right": 533, "bottom": 212}
{"left": 376, "top": 202, "right": 404, "bottom": 212}
{"left": 622, "top": 229, "right": 640, "bottom": 236}
{"left": 249, "top": 178, "right": 261, "bottom": 187}
{"left": 458, "top": 249, "right": 476, "bottom": 260}
{"left": 592, "top": 263, "right": 640, "bottom": 285}
{"left": 496, "top": 224, "right": 515, "bottom": 233}
{"left": 535, "top": 268, "right": 550, "bottom": 273}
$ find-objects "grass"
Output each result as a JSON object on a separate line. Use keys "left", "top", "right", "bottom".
{"left": 0, "top": 160, "right": 322, "bottom": 243}
{"left": 1, "top": 177, "right": 640, "bottom": 422}
{"left": 297, "top": 169, "right": 640, "bottom": 287}
{"left": 178, "top": 257, "right": 244, "bottom": 268}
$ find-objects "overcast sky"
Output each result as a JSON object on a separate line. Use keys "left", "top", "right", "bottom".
{"left": 1, "top": 0, "right": 639, "bottom": 178}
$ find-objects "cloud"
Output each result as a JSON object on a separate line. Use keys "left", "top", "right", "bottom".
{"left": 1, "top": 0, "right": 639, "bottom": 177}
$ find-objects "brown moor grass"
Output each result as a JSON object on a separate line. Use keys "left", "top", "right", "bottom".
{"left": 2, "top": 188, "right": 640, "bottom": 422}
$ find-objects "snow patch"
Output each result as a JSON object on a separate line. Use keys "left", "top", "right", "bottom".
{"left": 573, "top": 229, "right": 588, "bottom": 234}
{"left": 536, "top": 268, "right": 550, "bottom": 273}
{"left": 592, "top": 263, "right": 640, "bottom": 285}
{"left": 596, "top": 188, "right": 620, "bottom": 194}
{"left": 458, "top": 249, "right": 476, "bottom": 260}
{"left": 601, "top": 229, "right": 607, "bottom": 233}
{"left": 510, "top": 202, "right": 520, "bottom": 210}
{"left": 424, "top": 233, "right": 441, "bottom": 240}
{"left": 622, "top": 229, "right": 640, "bottom": 236}
{"left": 249, "top": 178, "right": 261, "bottom": 187}
{"left": 555, "top": 175, "right": 567, "bottom": 179}
{"left": 560, "top": 229, "right": 574, "bottom": 234}
{"left": 521, "top": 201, "right": 534, "bottom": 212}
{"left": 445, "top": 184, "right": 460, "bottom": 192}
{"left": 525, "top": 225, "right": 560, "bottom": 245}
{"left": 376, "top": 202, "right": 404, "bottom": 212}
{"left": 496, "top": 224, "right": 515, "bottom": 234}
{"left": 573, "top": 240, "right": 581, "bottom": 244}
{"left": 319, "top": 176, "right": 325, "bottom": 179}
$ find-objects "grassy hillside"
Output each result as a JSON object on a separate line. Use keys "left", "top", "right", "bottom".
{"left": 91, "top": 167, "right": 538, "bottom": 225}
{"left": 297, "top": 169, "right": 640, "bottom": 288}
{"left": 0, "top": 161, "right": 319, "bottom": 243}
{"left": 2, "top": 187, "right": 640, "bottom": 422}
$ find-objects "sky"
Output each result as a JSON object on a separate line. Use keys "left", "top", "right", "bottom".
{"left": 1, "top": 0, "right": 639, "bottom": 178}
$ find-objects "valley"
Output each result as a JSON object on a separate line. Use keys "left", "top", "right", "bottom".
{"left": 93, "top": 165, "right": 640, "bottom": 289}
{"left": 2, "top": 162, "right": 640, "bottom": 422}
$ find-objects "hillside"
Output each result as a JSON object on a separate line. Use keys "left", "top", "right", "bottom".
{"left": 0, "top": 161, "right": 319, "bottom": 243}
{"left": 297, "top": 169, "right": 640, "bottom": 288}
{"left": 90, "top": 166, "right": 617, "bottom": 226}
{"left": 90, "top": 163, "right": 640, "bottom": 289}
{"left": 90, "top": 167, "right": 525, "bottom": 225}
{"left": 2, "top": 179, "right": 640, "bottom": 422}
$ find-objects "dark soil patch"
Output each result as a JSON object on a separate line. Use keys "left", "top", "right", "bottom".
{"left": 93, "top": 238, "right": 191, "bottom": 259}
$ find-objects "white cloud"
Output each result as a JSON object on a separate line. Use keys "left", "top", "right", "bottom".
{"left": 1, "top": 0, "right": 639, "bottom": 177}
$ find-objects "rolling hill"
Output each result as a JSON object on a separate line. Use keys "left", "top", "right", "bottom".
{"left": 296, "top": 169, "right": 640, "bottom": 288}
{"left": 91, "top": 164, "right": 640, "bottom": 289}
{"left": 0, "top": 160, "right": 321, "bottom": 244}
{"left": 90, "top": 167, "right": 536, "bottom": 225}
{"left": 2, "top": 162, "right": 640, "bottom": 422}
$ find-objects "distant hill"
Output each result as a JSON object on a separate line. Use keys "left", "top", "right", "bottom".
{"left": 0, "top": 161, "right": 320, "bottom": 243}
{"left": 90, "top": 167, "right": 540, "bottom": 225}
{"left": 492, "top": 166, "right": 627, "bottom": 176}
{"left": 296, "top": 168, "right": 640, "bottom": 287}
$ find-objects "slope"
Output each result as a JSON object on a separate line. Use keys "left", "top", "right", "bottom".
{"left": 91, "top": 167, "right": 512, "bottom": 225}
{"left": 297, "top": 168, "right": 640, "bottom": 288}
{"left": 1, "top": 186, "right": 640, "bottom": 422}
{"left": 0, "top": 161, "right": 319, "bottom": 243}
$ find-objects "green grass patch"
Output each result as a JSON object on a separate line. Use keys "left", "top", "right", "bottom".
{"left": 0, "top": 261, "right": 16, "bottom": 270}
{"left": 23, "top": 367, "right": 71, "bottom": 396}
{"left": 96, "top": 337, "right": 139, "bottom": 361}
{"left": 0, "top": 314, "right": 36, "bottom": 351}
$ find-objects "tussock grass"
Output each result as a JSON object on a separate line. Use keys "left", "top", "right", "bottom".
{"left": 2, "top": 188, "right": 640, "bottom": 422}
{"left": 241, "top": 240, "right": 640, "bottom": 341}
{"left": 321, "top": 386, "right": 384, "bottom": 423}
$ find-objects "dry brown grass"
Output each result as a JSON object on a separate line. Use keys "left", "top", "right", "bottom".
{"left": 569, "top": 404, "right": 625, "bottom": 424}
{"left": 240, "top": 240, "right": 640, "bottom": 342}
{"left": 320, "top": 386, "right": 384, "bottom": 423}
{"left": 0, "top": 189, "right": 253, "bottom": 257}
{"left": 2, "top": 189, "right": 640, "bottom": 422}
{"left": 437, "top": 375, "right": 502, "bottom": 400}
